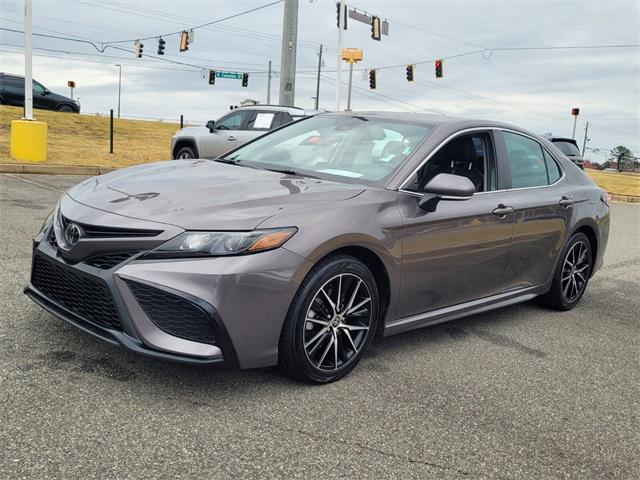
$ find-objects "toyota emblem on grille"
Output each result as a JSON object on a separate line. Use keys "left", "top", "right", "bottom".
{"left": 64, "top": 223, "right": 83, "bottom": 247}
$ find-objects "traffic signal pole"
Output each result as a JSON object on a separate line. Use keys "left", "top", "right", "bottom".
{"left": 335, "top": 0, "right": 345, "bottom": 111}
{"left": 24, "top": 0, "right": 33, "bottom": 120}
{"left": 278, "top": 0, "right": 298, "bottom": 106}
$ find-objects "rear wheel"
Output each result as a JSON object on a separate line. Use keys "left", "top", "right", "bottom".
{"left": 541, "top": 232, "right": 592, "bottom": 310}
{"left": 56, "top": 104, "right": 75, "bottom": 112}
{"left": 174, "top": 145, "right": 196, "bottom": 159}
{"left": 279, "top": 255, "right": 379, "bottom": 384}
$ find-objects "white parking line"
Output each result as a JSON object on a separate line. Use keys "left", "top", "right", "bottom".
{"left": 1, "top": 174, "right": 66, "bottom": 193}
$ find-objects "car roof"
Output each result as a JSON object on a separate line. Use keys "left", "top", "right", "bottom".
{"left": 235, "top": 105, "right": 316, "bottom": 115}
{"left": 314, "top": 111, "right": 542, "bottom": 135}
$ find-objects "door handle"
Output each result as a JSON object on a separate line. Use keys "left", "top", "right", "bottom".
{"left": 226, "top": 135, "right": 236, "bottom": 141}
{"left": 492, "top": 204, "right": 514, "bottom": 217}
{"left": 559, "top": 196, "right": 575, "bottom": 208}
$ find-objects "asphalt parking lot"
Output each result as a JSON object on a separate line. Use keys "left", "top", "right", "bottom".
{"left": 1, "top": 173, "right": 638, "bottom": 480}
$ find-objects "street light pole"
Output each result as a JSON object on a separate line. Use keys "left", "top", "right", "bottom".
{"left": 115, "top": 64, "right": 122, "bottom": 118}
{"left": 314, "top": 44, "right": 323, "bottom": 110}
{"left": 267, "top": 60, "right": 272, "bottom": 104}
{"left": 346, "top": 61, "right": 354, "bottom": 111}
{"left": 278, "top": 0, "right": 298, "bottom": 106}
{"left": 24, "top": 0, "right": 33, "bottom": 120}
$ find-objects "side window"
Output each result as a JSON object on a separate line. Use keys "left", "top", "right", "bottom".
{"left": 216, "top": 111, "right": 249, "bottom": 130}
{"left": 6, "top": 76, "right": 24, "bottom": 89}
{"left": 32, "top": 81, "right": 46, "bottom": 94}
{"left": 404, "top": 132, "right": 493, "bottom": 193}
{"left": 245, "top": 111, "right": 276, "bottom": 131}
{"left": 543, "top": 149, "right": 562, "bottom": 184}
{"left": 272, "top": 112, "right": 293, "bottom": 129}
{"left": 503, "top": 132, "right": 549, "bottom": 188}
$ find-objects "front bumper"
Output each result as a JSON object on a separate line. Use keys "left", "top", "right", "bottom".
{"left": 27, "top": 211, "right": 310, "bottom": 369}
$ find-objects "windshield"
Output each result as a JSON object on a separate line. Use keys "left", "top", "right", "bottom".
{"left": 225, "top": 115, "right": 434, "bottom": 185}
{"left": 553, "top": 140, "right": 581, "bottom": 157}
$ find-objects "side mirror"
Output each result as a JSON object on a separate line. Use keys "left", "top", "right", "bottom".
{"left": 206, "top": 120, "right": 216, "bottom": 133}
{"left": 418, "top": 173, "right": 475, "bottom": 210}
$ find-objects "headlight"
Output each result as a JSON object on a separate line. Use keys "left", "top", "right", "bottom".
{"left": 143, "top": 228, "right": 297, "bottom": 259}
{"left": 37, "top": 207, "right": 55, "bottom": 235}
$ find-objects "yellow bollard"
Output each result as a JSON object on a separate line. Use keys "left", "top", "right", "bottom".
{"left": 10, "top": 120, "right": 48, "bottom": 163}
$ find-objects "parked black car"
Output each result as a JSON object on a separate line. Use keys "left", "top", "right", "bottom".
{"left": 0, "top": 73, "right": 80, "bottom": 113}
{"left": 544, "top": 135, "right": 585, "bottom": 169}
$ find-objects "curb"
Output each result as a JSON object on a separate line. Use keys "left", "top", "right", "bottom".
{"left": 610, "top": 194, "right": 640, "bottom": 203}
{"left": 0, "top": 163, "right": 117, "bottom": 176}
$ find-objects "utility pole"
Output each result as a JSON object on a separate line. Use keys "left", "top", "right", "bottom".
{"left": 278, "top": 0, "right": 298, "bottom": 106}
{"left": 267, "top": 60, "right": 272, "bottom": 104}
{"left": 115, "top": 64, "right": 122, "bottom": 118}
{"left": 341, "top": 48, "right": 362, "bottom": 112}
{"left": 24, "top": 0, "right": 33, "bottom": 120}
{"left": 314, "top": 44, "right": 323, "bottom": 110}
{"left": 335, "top": 0, "right": 345, "bottom": 111}
{"left": 581, "top": 121, "right": 590, "bottom": 156}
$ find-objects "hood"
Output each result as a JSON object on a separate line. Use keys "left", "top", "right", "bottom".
{"left": 174, "top": 126, "right": 205, "bottom": 137}
{"left": 66, "top": 160, "right": 365, "bottom": 230}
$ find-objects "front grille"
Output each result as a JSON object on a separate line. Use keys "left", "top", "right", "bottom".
{"left": 32, "top": 255, "right": 121, "bottom": 330}
{"left": 48, "top": 227, "right": 57, "bottom": 248}
{"left": 60, "top": 213, "right": 161, "bottom": 238}
{"left": 84, "top": 251, "right": 138, "bottom": 270}
{"left": 126, "top": 280, "right": 216, "bottom": 344}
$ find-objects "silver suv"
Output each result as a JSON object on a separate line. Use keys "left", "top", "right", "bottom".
{"left": 171, "top": 105, "right": 314, "bottom": 159}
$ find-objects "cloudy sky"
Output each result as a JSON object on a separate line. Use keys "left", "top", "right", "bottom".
{"left": 1, "top": 0, "right": 639, "bottom": 160}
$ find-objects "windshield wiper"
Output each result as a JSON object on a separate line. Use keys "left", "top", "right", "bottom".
{"left": 213, "top": 157, "right": 240, "bottom": 165}
{"left": 263, "top": 167, "right": 320, "bottom": 179}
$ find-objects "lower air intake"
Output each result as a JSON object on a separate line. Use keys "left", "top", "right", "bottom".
{"left": 125, "top": 280, "right": 216, "bottom": 345}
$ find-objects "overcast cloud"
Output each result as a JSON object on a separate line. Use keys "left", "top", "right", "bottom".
{"left": 1, "top": 0, "right": 638, "bottom": 160}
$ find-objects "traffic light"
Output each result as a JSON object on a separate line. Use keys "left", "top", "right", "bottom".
{"left": 242, "top": 73, "right": 249, "bottom": 87}
{"left": 369, "top": 69, "right": 376, "bottom": 89}
{"left": 371, "top": 16, "right": 381, "bottom": 41}
{"left": 134, "top": 40, "right": 143, "bottom": 58}
{"left": 157, "top": 37, "right": 165, "bottom": 55}
{"left": 179, "top": 30, "right": 189, "bottom": 52}
{"left": 208, "top": 70, "right": 216, "bottom": 85}
{"left": 406, "top": 64, "right": 414, "bottom": 82}
{"left": 435, "top": 59, "right": 443, "bottom": 78}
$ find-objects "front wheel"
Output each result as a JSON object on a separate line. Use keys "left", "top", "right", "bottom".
{"left": 56, "top": 104, "right": 75, "bottom": 112}
{"left": 541, "top": 232, "right": 593, "bottom": 310}
{"left": 279, "top": 255, "right": 379, "bottom": 384}
{"left": 174, "top": 146, "right": 196, "bottom": 159}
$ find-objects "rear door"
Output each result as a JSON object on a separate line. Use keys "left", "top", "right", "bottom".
{"left": 495, "top": 130, "right": 572, "bottom": 288}
{"left": 241, "top": 110, "right": 280, "bottom": 143}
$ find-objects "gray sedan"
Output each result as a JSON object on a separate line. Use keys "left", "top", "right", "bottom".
{"left": 26, "top": 112, "right": 609, "bottom": 383}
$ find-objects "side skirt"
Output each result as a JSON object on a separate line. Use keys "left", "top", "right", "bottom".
{"left": 383, "top": 285, "right": 548, "bottom": 337}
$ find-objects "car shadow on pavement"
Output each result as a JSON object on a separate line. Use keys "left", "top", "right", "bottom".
{"left": 26, "top": 298, "right": 553, "bottom": 399}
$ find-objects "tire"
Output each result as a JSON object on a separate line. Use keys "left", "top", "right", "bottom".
{"left": 56, "top": 104, "right": 75, "bottom": 112}
{"left": 279, "top": 254, "right": 379, "bottom": 384}
{"left": 174, "top": 146, "right": 196, "bottom": 159}
{"left": 540, "top": 232, "right": 593, "bottom": 310}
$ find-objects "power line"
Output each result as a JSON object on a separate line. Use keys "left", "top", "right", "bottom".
{"left": 96, "top": 0, "right": 285, "bottom": 44}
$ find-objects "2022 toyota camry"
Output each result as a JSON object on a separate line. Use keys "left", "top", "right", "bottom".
{"left": 26, "top": 113, "right": 610, "bottom": 383}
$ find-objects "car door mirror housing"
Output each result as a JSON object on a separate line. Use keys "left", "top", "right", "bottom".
{"left": 419, "top": 173, "right": 475, "bottom": 209}
{"left": 206, "top": 120, "right": 216, "bottom": 133}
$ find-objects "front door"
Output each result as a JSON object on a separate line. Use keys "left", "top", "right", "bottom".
{"left": 199, "top": 110, "right": 251, "bottom": 158}
{"left": 397, "top": 131, "right": 514, "bottom": 317}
